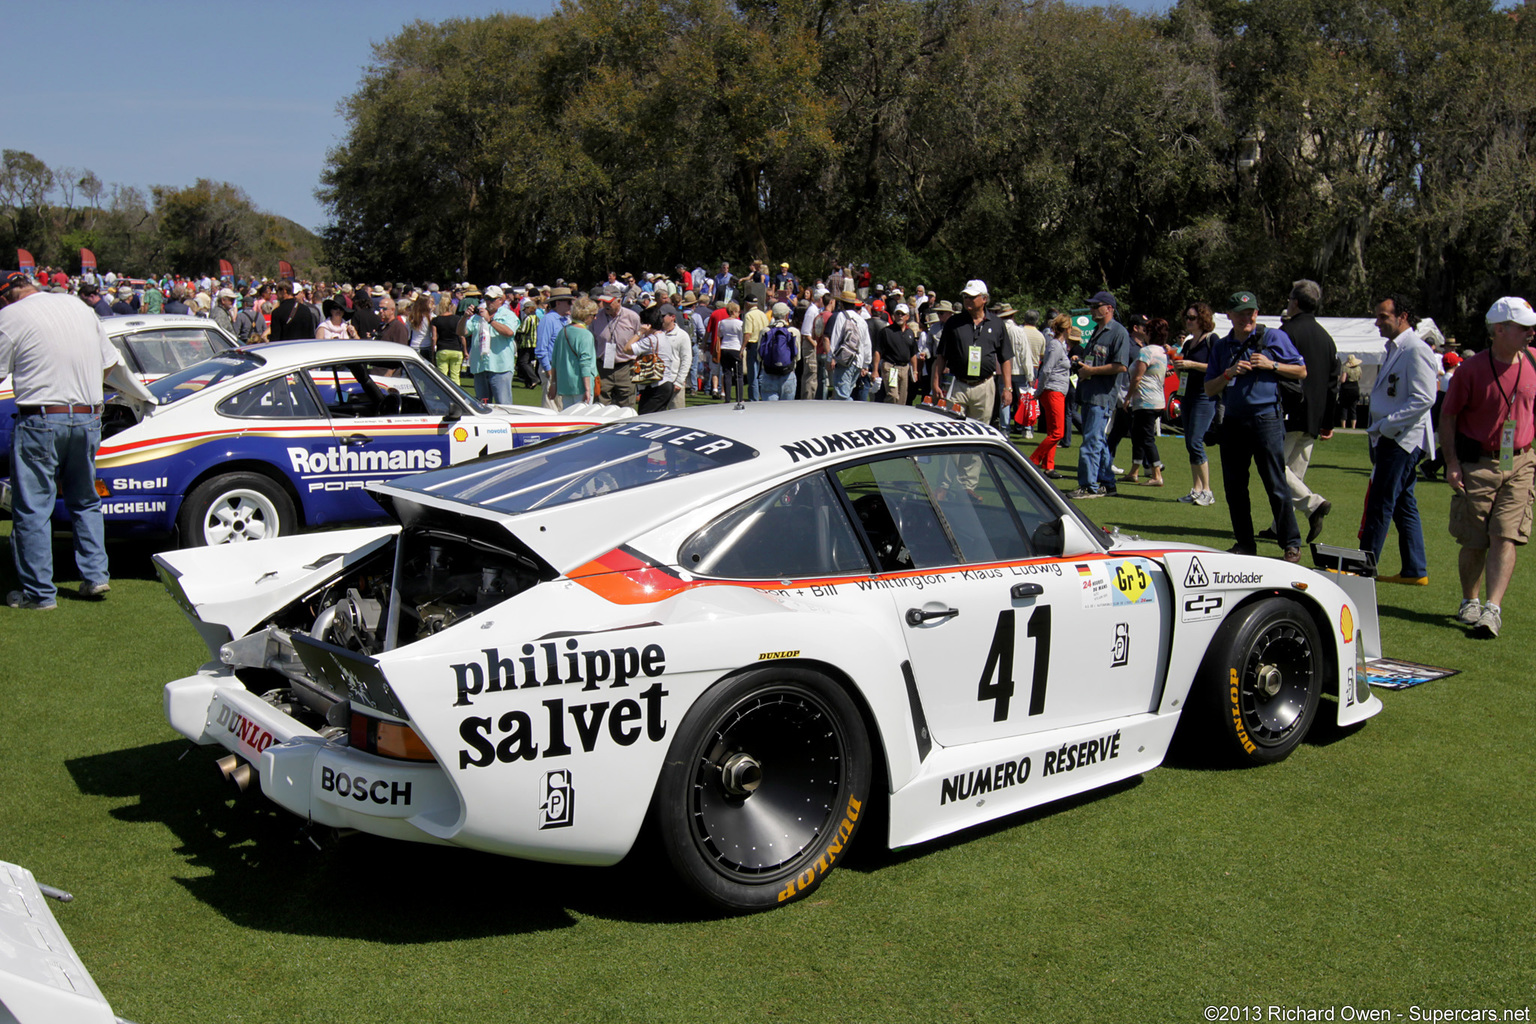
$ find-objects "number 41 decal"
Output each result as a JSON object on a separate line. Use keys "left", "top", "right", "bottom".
{"left": 977, "top": 606, "right": 1051, "bottom": 721}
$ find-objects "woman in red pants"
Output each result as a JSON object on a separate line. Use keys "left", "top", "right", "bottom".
{"left": 1030, "top": 314, "right": 1072, "bottom": 476}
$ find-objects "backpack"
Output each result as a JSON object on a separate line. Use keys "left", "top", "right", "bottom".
{"left": 762, "top": 324, "right": 797, "bottom": 375}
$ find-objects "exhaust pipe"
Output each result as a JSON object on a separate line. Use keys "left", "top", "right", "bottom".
{"left": 216, "top": 753, "right": 254, "bottom": 792}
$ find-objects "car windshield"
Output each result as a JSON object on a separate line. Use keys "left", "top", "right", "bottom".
{"left": 147, "top": 353, "right": 266, "bottom": 405}
{"left": 396, "top": 421, "right": 758, "bottom": 513}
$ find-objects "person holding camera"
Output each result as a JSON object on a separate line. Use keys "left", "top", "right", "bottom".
{"left": 1204, "top": 290, "right": 1307, "bottom": 561}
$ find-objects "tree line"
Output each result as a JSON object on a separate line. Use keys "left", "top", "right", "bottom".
{"left": 0, "top": 150, "right": 323, "bottom": 281}
{"left": 320, "top": 0, "right": 1535, "bottom": 338}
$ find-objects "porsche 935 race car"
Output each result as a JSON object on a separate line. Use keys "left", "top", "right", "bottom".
{"left": 2, "top": 338, "right": 630, "bottom": 547}
{"left": 158, "top": 402, "right": 1382, "bottom": 910}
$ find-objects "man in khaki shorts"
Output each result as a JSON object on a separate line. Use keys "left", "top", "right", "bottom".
{"left": 1439, "top": 296, "right": 1536, "bottom": 638}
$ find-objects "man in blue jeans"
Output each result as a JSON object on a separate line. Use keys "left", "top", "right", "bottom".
{"left": 0, "top": 271, "right": 156, "bottom": 610}
{"left": 1205, "top": 290, "right": 1308, "bottom": 561}
{"left": 1068, "top": 291, "right": 1132, "bottom": 499}
{"left": 1361, "top": 294, "right": 1439, "bottom": 584}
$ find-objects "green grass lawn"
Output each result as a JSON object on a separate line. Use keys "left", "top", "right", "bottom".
{"left": 0, "top": 415, "right": 1531, "bottom": 1023}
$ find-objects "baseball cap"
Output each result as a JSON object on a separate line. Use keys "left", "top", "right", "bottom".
{"left": 656, "top": 304, "right": 678, "bottom": 319}
{"left": 2, "top": 271, "right": 32, "bottom": 291}
{"left": 961, "top": 279, "right": 988, "bottom": 298}
{"left": 772, "top": 302, "right": 792, "bottom": 319}
{"left": 1227, "top": 290, "right": 1259, "bottom": 312}
{"left": 1087, "top": 290, "right": 1117, "bottom": 308}
{"left": 483, "top": 285, "right": 505, "bottom": 300}
{"left": 1485, "top": 296, "right": 1536, "bottom": 327}
{"left": 894, "top": 302, "right": 911, "bottom": 315}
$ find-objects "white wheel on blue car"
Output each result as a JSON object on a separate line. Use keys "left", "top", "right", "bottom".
{"left": 178, "top": 472, "right": 296, "bottom": 547}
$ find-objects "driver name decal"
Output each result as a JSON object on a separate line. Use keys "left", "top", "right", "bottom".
{"left": 452, "top": 641, "right": 666, "bottom": 706}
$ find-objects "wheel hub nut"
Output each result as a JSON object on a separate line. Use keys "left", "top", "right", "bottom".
{"left": 720, "top": 753, "right": 763, "bottom": 796}
{"left": 1255, "top": 664, "right": 1283, "bottom": 698}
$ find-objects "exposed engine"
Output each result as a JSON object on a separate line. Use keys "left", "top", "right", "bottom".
{"left": 223, "top": 525, "right": 545, "bottom": 732}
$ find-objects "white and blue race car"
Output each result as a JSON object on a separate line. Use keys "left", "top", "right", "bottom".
{"left": 157, "top": 402, "right": 1382, "bottom": 910}
{"left": 4, "top": 339, "right": 629, "bottom": 547}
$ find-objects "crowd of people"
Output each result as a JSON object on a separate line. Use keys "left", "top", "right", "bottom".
{"left": 7, "top": 261, "right": 1535, "bottom": 640}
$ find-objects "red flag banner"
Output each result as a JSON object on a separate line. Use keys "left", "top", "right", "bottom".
{"left": 218, "top": 259, "right": 233, "bottom": 278}
{"left": 278, "top": 260, "right": 294, "bottom": 279}
{"left": 16, "top": 249, "right": 34, "bottom": 273}
{"left": 80, "top": 248, "right": 97, "bottom": 272}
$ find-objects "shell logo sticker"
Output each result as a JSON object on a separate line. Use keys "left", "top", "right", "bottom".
{"left": 1341, "top": 604, "right": 1354, "bottom": 641}
{"left": 452, "top": 426, "right": 469, "bottom": 442}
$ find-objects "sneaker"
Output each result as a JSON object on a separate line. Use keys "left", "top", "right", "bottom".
{"left": 1068, "top": 486, "right": 1105, "bottom": 499}
{"left": 1473, "top": 603, "right": 1502, "bottom": 638}
{"left": 1306, "top": 499, "right": 1333, "bottom": 543}
{"left": 1378, "top": 574, "right": 1429, "bottom": 586}
{"left": 1256, "top": 527, "right": 1279, "bottom": 541}
{"left": 1194, "top": 490, "right": 1216, "bottom": 506}
{"left": 1101, "top": 487, "right": 1119, "bottom": 497}
{"left": 80, "top": 580, "right": 111, "bottom": 599}
{"left": 1282, "top": 547, "right": 1303, "bottom": 564}
{"left": 1456, "top": 598, "right": 1482, "bottom": 625}
{"left": 5, "top": 590, "right": 57, "bottom": 611}
{"left": 1177, "top": 490, "right": 1199, "bottom": 503}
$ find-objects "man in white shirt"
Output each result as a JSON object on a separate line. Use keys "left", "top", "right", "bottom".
{"left": 1362, "top": 293, "right": 1440, "bottom": 585}
{"left": 0, "top": 272, "right": 155, "bottom": 609}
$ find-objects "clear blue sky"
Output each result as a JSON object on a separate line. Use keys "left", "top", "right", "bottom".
{"left": 0, "top": 0, "right": 1171, "bottom": 235}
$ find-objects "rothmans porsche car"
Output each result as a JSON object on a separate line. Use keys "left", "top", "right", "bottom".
{"left": 158, "top": 403, "right": 1382, "bottom": 910}
{"left": 1, "top": 339, "right": 629, "bottom": 547}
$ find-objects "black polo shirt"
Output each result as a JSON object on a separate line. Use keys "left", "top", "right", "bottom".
{"left": 938, "top": 311, "right": 1013, "bottom": 383}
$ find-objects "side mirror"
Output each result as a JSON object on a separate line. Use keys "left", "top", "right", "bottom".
{"left": 1032, "top": 514, "right": 1098, "bottom": 559}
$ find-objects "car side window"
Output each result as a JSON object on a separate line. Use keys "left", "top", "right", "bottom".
{"left": 307, "top": 362, "right": 415, "bottom": 418}
{"left": 679, "top": 473, "right": 869, "bottom": 579}
{"left": 217, "top": 373, "right": 323, "bottom": 419}
{"left": 403, "top": 363, "right": 461, "bottom": 417}
{"left": 985, "top": 454, "right": 1061, "bottom": 548}
{"left": 835, "top": 456, "right": 959, "bottom": 571}
{"left": 911, "top": 451, "right": 1032, "bottom": 563}
{"left": 116, "top": 328, "right": 225, "bottom": 375}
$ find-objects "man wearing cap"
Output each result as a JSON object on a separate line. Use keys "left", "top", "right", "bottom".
{"left": 211, "top": 288, "right": 239, "bottom": 335}
{"left": 1204, "top": 290, "right": 1308, "bottom": 560}
{"left": 872, "top": 303, "right": 918, "bottom": 405}
{"left": 593, "top": 286, "right": 641, "bottom": 410}
{"left": 1067, "top": 290, "right": 1131, "bottom": 499}
{"left": 827, "top": 289, "right": 872, "bottom": 400}
{"left": 1358, "top": 293, "right": 1438, "bottom": 586}
{"left": 110, "top": 286, "right": 137, "bottom": 316}
{"left": 536, "top": 287, "right": 575, "bottom": 410}
{"left": 0, "top": 272, "right": 156, "bottom": 609}
{"left": 1439, "top": 297, "right": 1536, "bottom": 638}
{"left": 932, "top": 281, "right": 1013, "bottom": 439}
{"left": 236, "top": 286, "right": 270, "bottom": 343}
{"left": 464, "top": 286, "right": 519, "bottom": 405}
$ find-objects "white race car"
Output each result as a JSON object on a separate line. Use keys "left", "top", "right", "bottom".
{"left": 158, "top": 403, "right": 1382, "bottom": 910}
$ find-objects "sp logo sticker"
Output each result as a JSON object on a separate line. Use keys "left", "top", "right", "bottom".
{"left": 1111, "top": 623, "right": 1129, "bottom": 667}
{"left": 540, "top": 769, "right": 574, "bottom": 829}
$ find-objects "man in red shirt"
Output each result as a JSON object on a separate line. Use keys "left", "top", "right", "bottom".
{"left": 1439, "top": 296, "right": 1536, "bottom": 638}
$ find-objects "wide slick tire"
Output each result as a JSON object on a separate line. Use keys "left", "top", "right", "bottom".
{"left": 178, "top": 472, "right": 296, "bottom": 547}
{"left": 1193, "top": 595, "right": 1323, "bottom": 765}
{"left": 656, "top": 666, "right": 872, "bottom": 911}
